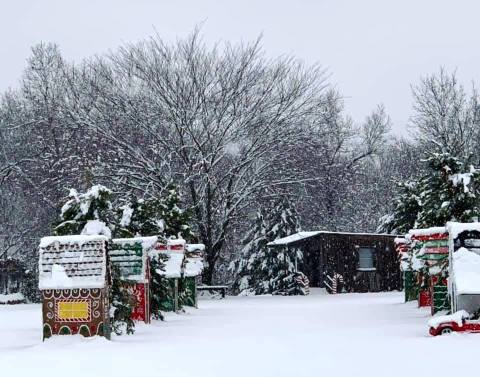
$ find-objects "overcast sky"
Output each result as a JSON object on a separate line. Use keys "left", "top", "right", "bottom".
{"left": 1, "top": 0, "right": 480, "bottom": 135}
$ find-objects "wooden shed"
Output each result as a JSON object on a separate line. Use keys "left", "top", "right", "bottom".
{"left": 38, "top": 235, "right": 111, "bottom": 340}
{"left": 268, "top": 231, "right": 401, "bottom": 293}
{"left": 111, "top": 236, "right": 157, "bottom": 323}
{"left": 0, "top": 258, "right": 26, "bottom": 302}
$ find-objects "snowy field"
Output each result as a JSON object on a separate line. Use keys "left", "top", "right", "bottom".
{"left": 1, "top": 290, "right": 478, "bottom": 377}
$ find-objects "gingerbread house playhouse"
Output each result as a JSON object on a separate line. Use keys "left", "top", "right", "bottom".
{"left": 408, "top": 227, "right": 449, "bottom": 313}
{"left": 151, "top": 239, "right": 186, "bottom": 312}
{"left": 111, "top": 236, "right": 157, "bottom": 323}
{"left": 38, "top": 235, "right": 111, "bottom": 340}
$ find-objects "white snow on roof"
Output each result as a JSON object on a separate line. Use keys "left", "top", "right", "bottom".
{"left": 452, "top": 247, "right": 480, "bottom": 295}
{"left": 39, "top": 234, "right": 108, "bottom": 249}
{"left": 408, "top": 227, "right": 447, "bottom": 237}
{"left": 38, "top": 236, "right": 108, "bottom": 290}
{"left": 394, "top": 237, "right": 406, "bottom": 244}
{"left": 113, "top": 236, "right": 158, "bottom": 250}
{"left": 447, "top": 222, "right": 480, "bottom": 240}
{"left": 186, "top": 244, "right": 205, "bottom": 252}
{"left": 157, "top": 252, "right": 184, "bottom": 278}
{"left": 267, "top": 231, "right": 321, "bottom": 246}
{"left": 168, "top": 238, "right": 186, "bottom": 246}
{"left": 267, "top": 230, "right": 395, "bottom": 246}
{"left": 184, "top": 258, "right": 204, "bottom": 277}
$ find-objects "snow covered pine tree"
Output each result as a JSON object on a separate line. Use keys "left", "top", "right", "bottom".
{"left": 115, "top": 183, "right": 195, "bottom": 317}
{"left": 55, "top": 185, "right": 135, "bottom": 335}
{"left": 380, "top": 152, "right": 480, "bottom": 233}
{"left": 232, "top": 197, "right": 309, "bottom": 296}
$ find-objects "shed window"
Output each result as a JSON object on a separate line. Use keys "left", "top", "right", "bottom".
{"left": 358, "top": 248, "right": 375, "bottom": 270}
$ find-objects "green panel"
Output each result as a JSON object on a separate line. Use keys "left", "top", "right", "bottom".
{"left": 183, "top": 277, "right": 197, "bottom": 308}
{"left": 423, "top": 240, "right": 448, "bottom": 248}
{"left": 418, "top": 253, "right": 448, "bottom": 261}
{"left": 404, "top": 271, "right": 418, "bottom": 302}
{"left": 432, "top": 284, "right": 450, "bottom": 314}
{"left": 110, "top": 241, "right": 144, "bottom": 279}
{"left": 159, "top": 278, "right": 177, "bottom": 312}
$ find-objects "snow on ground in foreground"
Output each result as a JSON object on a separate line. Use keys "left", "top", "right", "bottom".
{"left": 1, "top": 290, "right": 478, "bottom": 377}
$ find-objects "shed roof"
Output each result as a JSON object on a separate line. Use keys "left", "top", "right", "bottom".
{"left": 38, "top": 235, "right": 108, "bottom": 290}
{"left": 267, "top": 230, "right": 395, "bottom": 247}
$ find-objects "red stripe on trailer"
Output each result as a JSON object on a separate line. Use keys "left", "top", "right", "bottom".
{"left": 412, "top": 233, "right": 448, "bottom": 241}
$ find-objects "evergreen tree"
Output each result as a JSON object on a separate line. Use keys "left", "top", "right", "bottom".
{"left": 380, "top": 152, "right": 480, "bottom": 232}
{"left": 115, "top": 183, "right": 194, "bottom": 241}
{"left": 378, "top": 180, "right": 421, "bottom": 234}
{"left": 232, "top": 197, "right": 308, "bottom": 295}
{"left": 114, "top": 183, "right": 194, "bottom": 319}
{"left": 54, "top": 185, "right": 113, "bottom": 237}
{"left": 416, "top": 153, "right": 480, "bottom": 227}
{"left": 230, "top": 210, "right": 268, "bottom": 294}
{"left": 115, "top": 197, "right": 165, "bottom": 238}
{"left": 110, "top": 266, "right": 135, "bottom": 335}
{"left": 159, "top": 183, "right": 195, "bottom": 241}
{"left": 54, "top": 185, "right": 135, "bottom": 335}
{"left": 149, "top": 253, "right": 171, "bottom": 320}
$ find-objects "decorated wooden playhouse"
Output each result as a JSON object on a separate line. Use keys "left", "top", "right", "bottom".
{"left": 38, "top": 235, "right": 111, "bottom": 340}
{"left": 151, "top": 239, "right": 186, "bottom": 312}
{"left": 111, "top": 237, "right": 157, "bottom": 323}
{"left": 408, "top": 227, "right": 449, "bottom": 313}
{"left": 182, "top": 244, "right": 205, "bottom": 308}
{"left": 447, "top": 222, "right": 480, "bottom": 314}
{"left": 394, "top": 237, "right": 417, "bottom": 303}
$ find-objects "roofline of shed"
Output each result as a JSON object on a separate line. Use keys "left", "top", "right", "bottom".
{"left": 267, "top": 230, "right": 396, "bottom": 247}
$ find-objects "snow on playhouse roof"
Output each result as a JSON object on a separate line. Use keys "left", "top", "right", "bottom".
{"left": 184, "top": 243, "right": 205, "bottom": 277}
{"left": 452, "top": 247, "right": 480, "bottom": 295}
{"left": 152, "top": 239, "right": 186, "bottom": 278}
{"left": 447, "top": 222, "right": 480, "bottom": 240}
{"left": 267, "top": 230, "right": 395, "bottom": 246}
{"left": 38, "top": 235, "right": 109, "bottom": 290}
{"left": 111, "top": 236, "right": 157, "bottom": 283}
{"left": 408, "top": 227, "right": 447, "bottom": 238}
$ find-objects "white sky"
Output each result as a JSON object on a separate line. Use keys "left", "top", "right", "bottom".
{"left": 1, "top": 0, "right": 480, "bottom": 135}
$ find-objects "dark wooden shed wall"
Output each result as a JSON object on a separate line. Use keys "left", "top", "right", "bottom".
{"left": 296, "top": 233, "right": 401, "bottom": 292}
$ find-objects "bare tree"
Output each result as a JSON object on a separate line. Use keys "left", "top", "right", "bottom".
{"left": 411, "top": 68, "right": 480, "bottom": 159}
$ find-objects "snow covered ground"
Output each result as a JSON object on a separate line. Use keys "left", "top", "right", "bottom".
{"left": 1, "top": 290, "right": 478, "bottom": 377}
